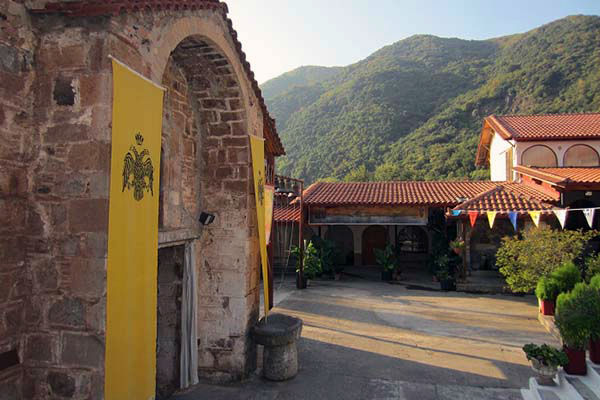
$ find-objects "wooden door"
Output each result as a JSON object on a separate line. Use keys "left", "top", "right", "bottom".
{"left": 362, "top": 225, "right": 388, "bottom": 266}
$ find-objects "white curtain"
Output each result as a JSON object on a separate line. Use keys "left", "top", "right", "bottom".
{"left": 180, "top": 241, "right": 199, "bottom": 388}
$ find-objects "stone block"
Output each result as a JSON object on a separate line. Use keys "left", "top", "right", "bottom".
{"left": 68, "top": 199, "right": 108, "bottom": 233}
{"left": 48, "top": 297, "right": 85, "bottom": 328}
{"left": 24, "top": 334, "right": 55, "bottom": 363}
{"left": 70, "top": 258, "right": 105, "bottom": 300}
{"left": 67, "top": 142, "right": 110, "bottom": 172}
{"left": 80, "top": 73, "right": 110, "bottom": 108}
{"left": 61, "top": 333, "right": 104, "bottom": 369}
{"left": 60, "top": 45, "right": 87, "bottom": 70}
{"left": 86, "top": 301, "right": 105, "bottom": 333}
{"left": 33, "top": 258, "right": 59, "bottom": 292}
{"left": 45, "top": 124, "right": 89, "bottom": 143}
{"left": 208, "top": 122, "right": 230, "bottom": 136}
{"left": 220, "top": 111, "right": 243, "bottom": 122}
{"left": 0, "top": 379, "right": 20, "bottom": 400}
{"left": 47, "top": 371, "right": 76, "bottom": 398}
{"left": 0, "top": 43, "right": 23, "bottom": 74}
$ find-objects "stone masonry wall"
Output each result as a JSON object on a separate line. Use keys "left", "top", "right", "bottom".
{"left": 0, "top": 4, "right": 266, "bottom": 398}
{"left": 0, "top": 2, "right": 36, "bottom": 398}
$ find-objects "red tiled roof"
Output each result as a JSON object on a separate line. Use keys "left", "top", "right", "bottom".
{"left": 303, "top": 181, "right": 502, "bottom": 207}
{"left": 31, "top": 0, "right": 285, "bottom": 156}
{"left": 515, "top": 166, "right": 600, "bottom": 185}
{"left": 486, "top": 113, "right": 600, "bottom": 141}
{"left": 273, "top": 205, "right": 300, "bottom": 222}
{"left": 451, "top": 183, "right": 557, "bottom": 214}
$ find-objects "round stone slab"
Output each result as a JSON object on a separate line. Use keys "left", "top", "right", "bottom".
{"left": 252, "top": 313, "right": 303, "bottom": 347}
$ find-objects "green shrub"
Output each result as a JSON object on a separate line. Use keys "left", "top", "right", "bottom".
{"left": 496, "top": 227, "right": 596, "bottom": 293}
{"left": 549, "top": 261, "right": 581, "bottom": 294}
{"left": 590, "top": 274, "right": 600, "bottom": 291}
{"left": 555, "top": 282, "right": 600, "bottom": 349}
{"left": 522, "top": 343, "right": 568, "bottom": 368}
{"left": 585, "top": 253, "right": 600, "bottom": 282}
{"left": 535, "top": 277, "right": 560, "bottom": 301}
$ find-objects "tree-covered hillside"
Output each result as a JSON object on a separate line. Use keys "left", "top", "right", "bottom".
{"left": 262, "top": 16, "right": 600, "bottom": 183}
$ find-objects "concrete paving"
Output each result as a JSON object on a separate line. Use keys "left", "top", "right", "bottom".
{"left": 173, "top": 276, "right": 558, "bottom": 400}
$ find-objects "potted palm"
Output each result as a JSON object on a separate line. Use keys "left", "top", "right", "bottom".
{"left": 375, "top": 244, "right": 396, "bottom": 281}
{"left": 555, "top": 283, "right": 598, "bottom": 375}
{"left": 435, "top": 254, "right": 455, "bottom": 291}
{"left": 522, "top": 343, "right": 568, "bottom": 386}
{"left": 291, "top": 241, "right": 322, "bottom": 288}
{"left": 535, "top": 276, "right": 559, "bottom": 316}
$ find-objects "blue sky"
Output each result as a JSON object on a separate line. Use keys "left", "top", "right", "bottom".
{"left": 228, "top": 0, "right": 600, "bottom": 84}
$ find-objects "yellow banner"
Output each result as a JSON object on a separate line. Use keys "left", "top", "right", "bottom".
{"left": 250, "top": 135, "right": 269, "bottom": 317}
{"left": 265, "top": 185, "right": 275, "bottom": 245}
{"left": 105, "top": 59, "right": 164, "bottom": 399}
{"left": 487, "top": 211, "right": 497, "bottom": 229}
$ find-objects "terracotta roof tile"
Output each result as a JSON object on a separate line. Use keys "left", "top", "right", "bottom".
{"left": 303, "top": 181, "right": 503, "bottom": 207}
{"left": 515, "top": 166, "right": 600, "bottom": 185}
{"left": 486, "top": 113, "right": 600, "bottom": 141}
{"left": 31, "top": 0, "right": 285, "bottom": 156}
{"left": 273, "top": 205, "right": 300, "bottom": 222}
{"left": 451, "top": 183, "right": 557, "bottom": 214}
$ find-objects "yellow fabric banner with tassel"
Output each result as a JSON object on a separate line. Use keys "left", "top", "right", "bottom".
{"left": 250, "top": 135, "right": 270, "bottom": 317}
{"left": 105, "top": 59, "right": 164, "bottom": 399}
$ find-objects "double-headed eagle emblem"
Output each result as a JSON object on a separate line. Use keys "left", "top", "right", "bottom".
{"left": 122, "top": 132, "right": 154, "bottom": 201}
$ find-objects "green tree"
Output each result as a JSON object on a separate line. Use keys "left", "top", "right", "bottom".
{"left": 343, "top": 165, "right": 371, "bottom": 182}
{"left": 496, "top": 227, "right": 596, "bottom": 293}
{"left": 374, "top": 162, "right": 401, "bottom": 181}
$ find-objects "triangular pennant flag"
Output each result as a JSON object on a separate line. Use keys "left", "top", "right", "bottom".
{"left": 468, "top": 211, "right": 479, "bottom": 227}
{"left": 583, "top": 208, "right": 595, "bottom": 228}
{"left": 529, "top": 211, "right": 541, "bottom": 227}
{"left": 508, "top": 212, "right": 518, "bottom": 231}
{"left": 486, "top": 211, "right": 497, "bottom": 229}
{"left": 553, "top": 209, "right": 568, "bottom": 229}
{"left": 451, "top": 210, "right": 461, "bottom": 217}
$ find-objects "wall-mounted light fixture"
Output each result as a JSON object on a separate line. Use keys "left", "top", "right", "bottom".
{"left": 199, "top": 212, "right": 215, "bottom": 226}
{"left": 585, "top": 191, "right": 593, "bottom": 197}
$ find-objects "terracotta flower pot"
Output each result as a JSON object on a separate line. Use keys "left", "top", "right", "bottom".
{"left": 590, "top": 338, "right": 600, "bottom": 364}
{"left": 538, "top": 299, "right": 555, "bottom": 316}
{"left": 452, "top": 247, "right": 462, "bottom": 255}
{"left": 563, "top": 346, "right": 587, "bottom": 375}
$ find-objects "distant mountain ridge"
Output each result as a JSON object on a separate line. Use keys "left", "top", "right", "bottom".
{"left": 261, "top": 15, "right": 600, "bottom": 184}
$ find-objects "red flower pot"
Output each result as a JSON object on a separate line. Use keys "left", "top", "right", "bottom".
{"left": 538, "top": 299, "right": 555, "bottom": 316}
{"left": 564, "top": 346, "right": 587, "bottom": 375}
{"left": 590, "top": 338, "right": 600, "bottom": 364}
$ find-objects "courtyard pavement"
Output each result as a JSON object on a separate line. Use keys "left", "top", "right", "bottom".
{"left": 173, "top": 276, "right": 557, "bottom": 400}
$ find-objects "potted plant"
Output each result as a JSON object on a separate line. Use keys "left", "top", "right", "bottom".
{"left": 291, "top": 241, "right": 322, "bottom": 288}
{"left": 435, "top": 254, "right": 455, "bottom": 291}
{"left": 449, "top": 239, "right": 465, "bottom": 255}
{"left": 555, "top": 282, "right": 599, "bottom": 375}
{"left": 522, "top": 343, "right": 568, "bottom": 386}
{"left": 535, "top": 276, "right": 559, "bottom": 316}
{"left": 588, "top": 274, "right": 600, "bottom": 364}
{"left": 375, "top": 244, "right": 396, "bottom": 281}
{"left": 551, "top": 261, "right": 581, "bottom": 294}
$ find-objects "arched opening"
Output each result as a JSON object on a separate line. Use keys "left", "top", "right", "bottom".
{"left": 325, "top": 225, "right": 354, "bottom": 266}
{"left": 156, "top": 34, "right": 248, "bottom": 395}
{"left": 395, "top": 226, "right": 428, "bottom": 253}
{"left": 521, "top": 145, "right": 558, "bottom": 167}
{"left": 563, "top": 144, "right": 600, "bottom": 167}
{"left": 362, "top": 225, "right": 388, "bottom": 266}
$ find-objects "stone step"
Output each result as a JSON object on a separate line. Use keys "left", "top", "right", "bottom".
{"left": 523, "top": 361, "right": 600, "bottom": 400}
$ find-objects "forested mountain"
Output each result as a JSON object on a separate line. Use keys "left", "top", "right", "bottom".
{"left": 262, "top": 16, "right": 600, "bottom": 183}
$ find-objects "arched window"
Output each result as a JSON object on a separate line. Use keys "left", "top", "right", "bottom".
{"left": 521, "top": 145, "right": 558, "bottom": 167}
{"left": 563, "top": 144, "right": 600, "bottom": 167}
{"left": 396, "top": 226, "right": 428, "bottom": 253}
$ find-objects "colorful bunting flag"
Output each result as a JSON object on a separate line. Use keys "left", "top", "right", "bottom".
{"left": 486, "top": 211, "right": 497, "bottom": 229}
{"left": 508, "top": 212, "right": 518, "bottom": 231}
{"left": 468, "top": 211, "right": 479, "bottom": 227}
{"left": 529, "top": 211, "right": 541, "bottom": 227}
{"left": 451, "top": 210, "right": 461, "bottom": 217}
{"left": 583, "top": 208, "right": 595, "bottom": 228}
{"left": 553, "top": 209, "right": 568, "bottom": 229}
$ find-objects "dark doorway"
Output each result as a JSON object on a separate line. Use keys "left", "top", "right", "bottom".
{"left": 156, "top": 245, "right": 184, "bottom": 399}
{"left": 325, "top": 225, "right": 354, "bottom": 266}
{"left": 362, "top": 226, "right": 388, "bottom": 266}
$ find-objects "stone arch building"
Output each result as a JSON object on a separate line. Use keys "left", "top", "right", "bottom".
{"left": 0, "top": 1, "right": 284, "bottom": 398}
